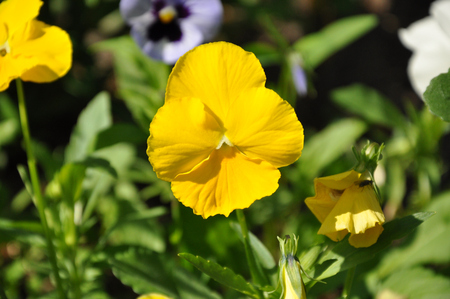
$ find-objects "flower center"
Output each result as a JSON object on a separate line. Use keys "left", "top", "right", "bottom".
{"left": 159, "top": 6, "right": 177, "bottom": 24}
{"left": 0, "top": 40, "right": 10, "bottom": 57}
{"left": 147, "top": 2, "right": 191, "bottom": 42}
{"left": 216, "top": 135, "right": 233, "bottom": 149}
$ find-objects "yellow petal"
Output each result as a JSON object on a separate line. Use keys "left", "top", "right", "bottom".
{"left": 147, "top": 97, "right": 223, "bottom": 181}
{"left": 0, "top": 23, "right": 8, "bottom": 45}
{"left": 305, "top": 179, "right": 340, "bottom": 223}
{"left": 0, "top": 0, "right": 42, "bottom": 34}
{"left": 0, "top": 55, "right": 21, "bottom": 91}
{"left": 225, "top": 87, "right": 303, "bottom": 168}
{"left": 351, "top": 185, "right": 385, "bottom": 234}
{"left": 137, "top": 294, "right": 173, "bottom": 299}
{"left": 349, "top": 223, "right": 384, "bottom": 248}
{"left": 14, "top": 20, "right": 72, "bottom": 83}
{"left": 318, "top": 184, "right": 384, "bottom": 244}
{"left": 166, "top": 42, "right": 266, "bottom": 121}
{"left": 171, "top": 145, "right": 280, "bottom": 218}
{"left": 316, "top": 170, "right": 360, "bottom": 190}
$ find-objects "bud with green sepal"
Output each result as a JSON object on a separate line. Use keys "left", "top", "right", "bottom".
{"left": 277, "top": 234, "right": 306, "bottom": 299}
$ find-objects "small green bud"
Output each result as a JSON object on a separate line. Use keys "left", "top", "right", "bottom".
{"left": 353, "top": 141, "right": 384, "bottom": 175}
{"left": 278, "top": 235, "right": 306, "bottom": 299}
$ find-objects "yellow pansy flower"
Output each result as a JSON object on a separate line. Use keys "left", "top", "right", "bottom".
{"left": 137, "top": 294, "right": 173, "bottom": 299}
{"left": 0, "top": 0, "right": 72, "bottom": 91}
{"left": 305, "top": 170, "right": 385, "bottom": 248}
{"left": 147, "top": 42, "right": 304, "bottom": 219}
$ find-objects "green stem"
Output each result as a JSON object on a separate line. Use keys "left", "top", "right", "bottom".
{"left": 16, "top": 79, "right": 66, "bottom": 299}
{"left": 341, "top": 266, "right": 356, "bottom": 298}
{"left": 235, "top": 209, "right": 267, "bottom": 292}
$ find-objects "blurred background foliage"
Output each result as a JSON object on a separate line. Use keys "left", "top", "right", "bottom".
{"left": 1, "top": 0, "right": 450, "bottom": 298}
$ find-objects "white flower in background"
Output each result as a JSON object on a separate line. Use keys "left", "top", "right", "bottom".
{"left": 120, "top": 0, "right": 223, "bottom": 64}
{"left": 399, "top": 0, "right": 450, "bottom": 98}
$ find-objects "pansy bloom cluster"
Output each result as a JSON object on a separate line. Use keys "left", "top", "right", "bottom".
{"left": 147, "top": 42, "right": 304, "bottom": 218}
{"left": 0, "top": 0, "right": 72, "bottom": 91}
{"left": 120, "top": 0, "right": 223, "bottom": 64}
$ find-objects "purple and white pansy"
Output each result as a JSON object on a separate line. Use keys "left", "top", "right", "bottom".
{"left": 120, "top": 0, "right": 223, "bottom": 64}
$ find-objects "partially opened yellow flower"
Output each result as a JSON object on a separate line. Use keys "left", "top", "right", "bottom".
{"left": 0, "top": 0, "right": 72, "bottom": 91}
{"left": 305, "top": 170, "right": 385, "bottom": 248}
{"left": 147, "top": 42, "right": 304, "bottom": 218}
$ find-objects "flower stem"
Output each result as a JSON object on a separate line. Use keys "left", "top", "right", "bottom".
{"left": 235, "top": 209, "right": 268, "bottom": 292}
{"left": 341, "top": 266, "right": 356, "bottom": 298}
{"left": 16, "top": 79, "right": 66, "bottom": 299}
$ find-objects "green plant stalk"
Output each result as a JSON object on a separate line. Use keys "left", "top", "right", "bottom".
{"left": 16, "top": 79, "right": 66, "bottom": 299}
{"left": 235, "top": 209, "right": 267, "bottom": 295}
{"left": 341, "top": 266, "right": 356, "bottom": 298}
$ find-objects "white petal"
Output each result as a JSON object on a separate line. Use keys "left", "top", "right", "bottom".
{"left": 407, "top": 47, "right": 450, "bottom": 97}
{"left": 399, "top": 17, "right": 450, "bottom": 51}
{"left": 140, "top": 22, "right": 203, "bottom": 64}
{"left": 430, "top": 0, "right": 450, "bottom": 38}
{"left": 120, "top": 0, "right": 152, "bottom": 21}
{"left": 399, "top": 13, "right": 450, "bottom": 97}
{"left": 159, "top": 22, "right": 203, "bottom": 64}
{"left": 184, "top": 0, "right": 223, "bottom": 40}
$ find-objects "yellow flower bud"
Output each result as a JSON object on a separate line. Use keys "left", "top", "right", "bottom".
{"left": 278, "top": 235, "right": 306, "bottom": 299}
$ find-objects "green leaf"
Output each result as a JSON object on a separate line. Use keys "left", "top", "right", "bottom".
{"left": 0, "top": 218, "right": 45, "bottom": 245}
{"left": 294, "top": 15, "right": 378, "bottom": 69}
{"left": 423, "top": 68, "right": 450, "bottom": 122}
{"left": 98, "top": 197, "right": 166, "bottom": 253}
{"left": 94, "top": 123, "right": 147, "bottom": 150}
{"left": 79, "top": 157, "right": 118, "bottom": 178}
{"left": 376, "top": 192, "right": 450, "bottom": 278}
{"left": 179, "top": 253, "right": 260, "bottom": 298}
{"left": 230, "top": 222, "right": 277, "bottom": 270}
{"left": 108, "top": 247, "right": 178, "bottom": 298}
{"left": 91, "top": 36, "right": 169, "bottom": 130}
{"left": 58, "top": 163, "right": 87, "bottom": 203}
{"left": 65, "top": 92, "right": 112, "bottom": 163}
{"left": 297, "top": 118, "right": 367, "bottom": 179}
{"left": 380, "top": 266, "right": 450, "bottom": 299}
{"left": 244, "top": 42, "right": 281, "bottom": 66}
{"left": 310, "top": 212, "right": 434, "bottom": 282}
{"left": 331, "top": 84, "right": 405, "bottom": 128}
{"left": 173, "top": 268, "right": 222, "bottom": 299}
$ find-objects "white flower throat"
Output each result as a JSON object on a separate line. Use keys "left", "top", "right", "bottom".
{"left": 216, "top": 135, "right": 233, "bottom": 149}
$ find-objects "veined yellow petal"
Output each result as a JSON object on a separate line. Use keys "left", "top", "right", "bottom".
{"left": 0, "top": 55, "right": 21, "bottom": 91}
{"left": 349, "top": 223, "right": 384, "bottom": 248}
{"left": 0, "top": 23, "right": 8, "bottom": 45}
{"left": 305, "top": 179, "right": 340, "bottom": 223}
{"left": 13, "top": 20, "right": 72, "bottom": 83}
{"left": 0, "top": 0, "right": 42, "bottom": 34}
{"left": 148, "top": 97, "right": 223, "bottom": 181}
{"left": 171, "top": 145, "right": 280, "bottom": 218}
{"left": 351, "top": 185, "right": 385, "bottom": 234}
{"left": 316, "top": 170, "right": 360, "bottom": 190}
{"left": 225, "top": 87, "right": 303, "bottom": 168}
{"left": 318, "top": 184, "right": 384, "bottom": 245}
{"left": 166, "top": 42, "right": 266, "bottom": 121}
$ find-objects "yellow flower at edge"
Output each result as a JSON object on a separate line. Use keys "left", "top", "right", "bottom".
{"left": 0, "top": 0, "right": 72, "bottom": 91}
{"left": 305, "top": 170, "right": 385, "bottom": 248}
{"left": 137, "top": 293, "right": 172, "bottom": 299}
{"left": 147, "top": 42, "right": 304, "bottom": 219}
